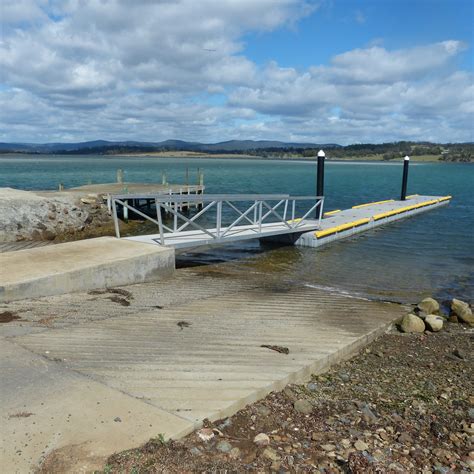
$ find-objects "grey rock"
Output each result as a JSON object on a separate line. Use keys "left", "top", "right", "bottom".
{"left": 190, "top": 447, "right": 202, "bottom": 456}
{"left": 216, "top": 441, "right": 233, "bottom": 453}
{"left": 113, "top": 416, "right": 122, "bottom": 422}
{"left": 307, "top": 382, "right": 318, "bottom": 392}
{"left": 400, "top": 314, "right": 425, "bottom": 333}
{"left": 425, "top": 314, "right": 444, "bottom": 332}
{"left": 294, "top": 399, "right": 313, "bottom": 415}
{"left": 361, "top": 405, "right": 378, "bottom": 424}
{"left": 453, "top": 348, "right": 467, "bottom": 360}
{"left": 451, "top": 299, "right": 474, "bottom": 326}
{"left": 338, "top": 372, "right": 350, "bottom": 382}
{"left": 417, "top": 297, "right": 440, "bottom": 314}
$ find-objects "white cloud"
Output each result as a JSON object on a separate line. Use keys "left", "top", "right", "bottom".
{"left": 0, "top": 0, "right": 472, "bottom": 144}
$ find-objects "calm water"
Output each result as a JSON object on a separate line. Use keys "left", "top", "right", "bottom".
{"left": 1, "top": 154, "right": 473, "bottom": 303}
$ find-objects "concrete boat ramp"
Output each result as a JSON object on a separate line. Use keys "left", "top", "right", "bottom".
{"left": 1, "top": 267, "right": 409, "bottom": 472}
{"left": 0, "top": 194, "right": 449, "bottom": 472}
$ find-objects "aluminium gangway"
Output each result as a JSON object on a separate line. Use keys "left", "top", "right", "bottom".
{"left": 111, "top": 193, "right": 324, "bottom": 249}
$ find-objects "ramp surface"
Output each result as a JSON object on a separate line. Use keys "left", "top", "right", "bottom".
{"left": 1, "top": 267, "right": 408, "bottom": 472}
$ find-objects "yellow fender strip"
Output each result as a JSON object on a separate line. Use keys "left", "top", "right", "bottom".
{"left": 352, "top": 199, "right": 394, "bottom": 209}
{"left": 373, "top": 198, "right": 444, "bottom": 221}
{"left": 437, "top": 195, "right": 452, "bottom": 202}
{"left": 323, "top": 209, "right": 341, "bottom": 216}
{"left": 287, "top": 218, "right": 302, "bottom": 224}
{"left": 315, "top": 218, "right": 370, "bottom": 238}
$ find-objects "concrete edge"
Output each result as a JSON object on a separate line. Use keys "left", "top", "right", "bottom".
{"left": 0, "top": 247, "right": 175, "bottom": 303}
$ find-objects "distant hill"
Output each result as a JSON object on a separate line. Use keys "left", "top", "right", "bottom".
{"left": 0, "top": 139, "right": 337, "bottom": 154}
{"left": 0, "top": 139, "right": 471, "bottom": 162}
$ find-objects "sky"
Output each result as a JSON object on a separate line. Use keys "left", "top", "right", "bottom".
{"left": 0, "top": 0, "right": 473, "bottom": 144}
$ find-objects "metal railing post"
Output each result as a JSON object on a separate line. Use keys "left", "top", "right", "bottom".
{"left": 111, "top": 198, "right": 121, "bottom": 238}
{"left": 216, "top": 201, "right": 223, "bottom": 237}
{"left": 258, "top": 201, "right": 263, "bottom": 232}
{"left": 156, "top": 199, "right": 165, "bottom": 245}
{"left": 174, "top": 202, "right": 178, "bottom": 231}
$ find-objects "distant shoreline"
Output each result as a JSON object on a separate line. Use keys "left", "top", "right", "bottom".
{"left": 0, "top": 151, "right": 457, "bottom": 163}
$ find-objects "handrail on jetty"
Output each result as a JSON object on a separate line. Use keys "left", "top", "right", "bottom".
{"left": 110, "top": 193, "right": 324, "bottom": 246}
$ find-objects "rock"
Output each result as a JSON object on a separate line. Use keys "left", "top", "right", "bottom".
{"left": 42, "top": 230, "right": 56, "bottom": 241}
{"left": 361, "top": 405, "right": 378, "bottom": 424}
{"left": 398, "top": 432, "right": 413, "bottom": 444}
{"left": 81, "top": 197, "right": 97, "bottom": 205}
{"left": 217, "top": 418, "right": 232, "bottom": 430}
{"left": 229, "top": 447, "right": 240, "bottom": 459}
{"left": 113, "top": 416, "right": 122, "bottom": 422}
{"left": 253, "top": 433, "right": 270, "bottom": 446}
{"left": 256, "top": 405, "right": 271, "bottom": 416}
{"left": 307, "top": 382, "right": 318, "bottom": 392}
{"left": 321, "top": 443, "right": 336, "bottom": 451}
{"left": 469, "top": 408, "right": 474, "bottom": 420}
{"left": 451, "top": 299, "right": 474, "bottom": 325}
{"left": 400, "top": 314, "right": 425, "bottom": 333}
{"left": 462, "top": 422, "right": 474, "bottom": 435}
{"left": 448, "top": 314, "right": 459, "bottom": 323}
{"left": 425, "top": 314, "right": 444, "bottom": 332}
{"left": 294, "top": 399, "right": 313, "bottom": 415}
{"left": 197, "top": 427, "right": 215, "bottom": 442}
{"left": 262, "top": 447, "right": 280, "bottom": 462}
{"left": 216, "top": 440, "right": 232, "bottom": 453}
{"left": 190, "top": 447, "right": 202, "bottom": 456}
{"left": 338, "top": 372, "right": 350, "bottom": 382}
{"left": 341, "top": 439, "right": 351, "bottom": 448}
{"left": 417, "top": 297, "right": 439, "bottom": 314}
{"left": 354, "top": 440, "right": 369, "bottom": 451}
{"left": 453, "top": 348, "right": 466, "bottom": 360}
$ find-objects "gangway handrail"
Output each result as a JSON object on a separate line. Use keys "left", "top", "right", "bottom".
{"left": 111, "top": 193, "right": 322, "bottom": 202}
{"left": 111, "top": 193, "right": 324, "bottom": 245}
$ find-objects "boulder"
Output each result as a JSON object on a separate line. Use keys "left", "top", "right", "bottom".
{"left": 400, "top": 314, "right": 425, "bottom": 333}
{"left": 451, "top": 299, "right": 474, "bottom": 326}
{"left": 417, "top": 297, "right": 439, "bottom": 315}
{"left": 425, "top": 314, "right": 444, "bottom": 332}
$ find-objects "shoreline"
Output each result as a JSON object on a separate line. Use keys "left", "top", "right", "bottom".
{"left": 0, "top": 152, "right": 461, "bottom": 163}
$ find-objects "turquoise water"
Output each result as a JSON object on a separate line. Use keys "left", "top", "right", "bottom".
{"left": 1, "top": 155, "right": 472, "bottom": 303}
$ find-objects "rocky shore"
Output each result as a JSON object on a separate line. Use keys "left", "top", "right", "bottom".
{"left": 100, "top": 296, "right": 473, "bottom": 473}
{"left": 0, "top": 188, "right": 114, "bottom": 243}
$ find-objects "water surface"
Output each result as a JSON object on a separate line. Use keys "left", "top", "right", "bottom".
{"left": 1, "top": 154, "right": 472, "bottom": 303}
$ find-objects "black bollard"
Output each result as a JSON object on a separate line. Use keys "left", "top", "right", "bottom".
{"left": 400, "top": 155, "right": 410, "bottom": 201}
{"left": 316, "top": 149, "right": 325, "bottom": 218}
{"left": 317, "top": 149, "right": 325, "bottom": 197}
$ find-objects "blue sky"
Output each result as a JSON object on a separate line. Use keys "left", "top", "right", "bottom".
{"left": 244, "top": 0, "right": 474, "bottom": 70}
{"left": 0, "top": 0, "right": 473, "bottom": 144}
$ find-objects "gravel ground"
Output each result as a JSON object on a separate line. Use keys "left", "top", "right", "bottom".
{"left": 100, "top": 321, "right": 473, "bottom": 473}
